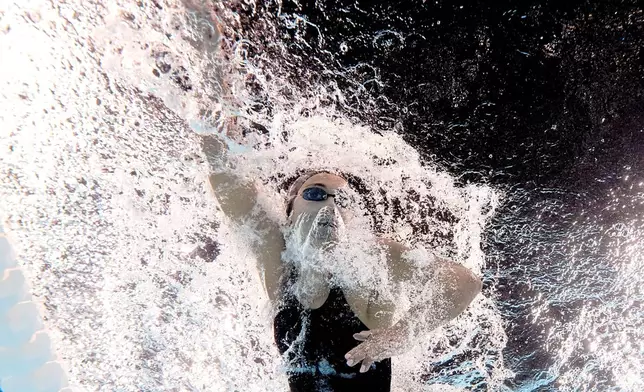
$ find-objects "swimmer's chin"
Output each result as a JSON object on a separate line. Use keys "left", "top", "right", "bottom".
{"left": 296, "top": 284, "right": 330, "bottom": 309}
{"left": 289, "top": 208, "right": 346, "bottom": 251}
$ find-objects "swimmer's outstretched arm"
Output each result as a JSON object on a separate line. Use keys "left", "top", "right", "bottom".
{"left": 202, "top": 134, "right": 284, "bottom": 302}
{"left": 346, "top": 238, "right": 481, "bottom": 372}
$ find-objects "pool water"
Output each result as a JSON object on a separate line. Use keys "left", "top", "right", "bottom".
{"left": 1, "top": 0, "right": 642, "bottom": 391}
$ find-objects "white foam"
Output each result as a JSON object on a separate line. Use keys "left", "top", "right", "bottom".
{"left": 0, "top": 0, "right": 509, "bottom": 390}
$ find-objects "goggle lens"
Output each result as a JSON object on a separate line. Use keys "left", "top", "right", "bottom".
{"left": 302, "top": 187, "right": 333, "bottom": 201}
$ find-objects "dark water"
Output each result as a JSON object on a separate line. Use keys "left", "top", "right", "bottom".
{"left": 221, "top": 1, "right": 643, "bottom": 390}
{"left": 0, "top": 0, "right": 639, "bottom": 390}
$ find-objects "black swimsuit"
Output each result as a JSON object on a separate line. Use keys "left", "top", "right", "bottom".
{"left": 273, "top": 275, "right": 392, "bottom": 391}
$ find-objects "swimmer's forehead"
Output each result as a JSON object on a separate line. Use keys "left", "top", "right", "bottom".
{"left": 300, "top": 173, "right": 347, "bottom": 191}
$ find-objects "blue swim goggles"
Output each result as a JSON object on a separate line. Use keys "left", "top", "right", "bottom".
{"left": 302, "top": 187, "right": 336, "bottom": 201}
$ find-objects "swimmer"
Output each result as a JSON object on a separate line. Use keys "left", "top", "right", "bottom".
{"left": 202, "top": 128, "right": 482, "bottom": 391}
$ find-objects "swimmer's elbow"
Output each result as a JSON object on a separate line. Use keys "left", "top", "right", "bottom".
{"left": 470, "top": 272, "right": 483, "bottom": 299}
{"left": 440, "top": 263, "right": 481, "bottom": 313}
{"left": 458, "top": 269, "right": 482, "bottom": 310}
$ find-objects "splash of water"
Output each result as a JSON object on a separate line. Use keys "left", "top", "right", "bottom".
{"left": 0, "top": 0, "right": 540, "bottom": 390}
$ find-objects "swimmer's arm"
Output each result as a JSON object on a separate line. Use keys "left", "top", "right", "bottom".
{"left": 203, "top": 135, "right": 285, "bottom": 301}
{"left": 203, "top": 134, "right": 257, "bottom": 221}
{"left": 392, "top": 257, "right": 482, "bottom": 338}
{"left": 381, "top": 239, "right": 481, "bottom": 339}
{"left": 248, "top": 214, "right": 285, "bottom": 302}
{"left": 346, "top": 240, "right": 481, "bottom": 370}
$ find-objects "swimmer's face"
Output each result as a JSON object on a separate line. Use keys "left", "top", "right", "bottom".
{"left": 289, "top": 173, "right": 348, "bottom": 225}
{"left": 287, "top": 173, "right": 349, "bottom": 250}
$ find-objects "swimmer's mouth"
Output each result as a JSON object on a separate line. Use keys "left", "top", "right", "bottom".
{"left": 315, "top": 211, "right": 338, "bottom": 229}
{"left": 317, "top": 221, "right": 337, "bottom": 228}
{"left": 310, "top": 206, "right": 342, "bottom": 236}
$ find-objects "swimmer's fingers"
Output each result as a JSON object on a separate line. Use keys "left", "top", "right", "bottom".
{"left": 345, "top": 344, "right": 367, "bottom": 367}
{"left": 359, "top": 357, "right": 374, "bottom": 373}
{"left": 346, "top": 342, "right": 378, "bottom": 372}
{"left": 353, "top": 330, "right": 372, "bottom": 341}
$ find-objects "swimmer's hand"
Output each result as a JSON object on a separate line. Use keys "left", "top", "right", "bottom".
{"left": 344, "top": 325, "right": 411, "bottom": 373}
{"left": 201, "top": 117, "right": 248, "bottom": 172}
